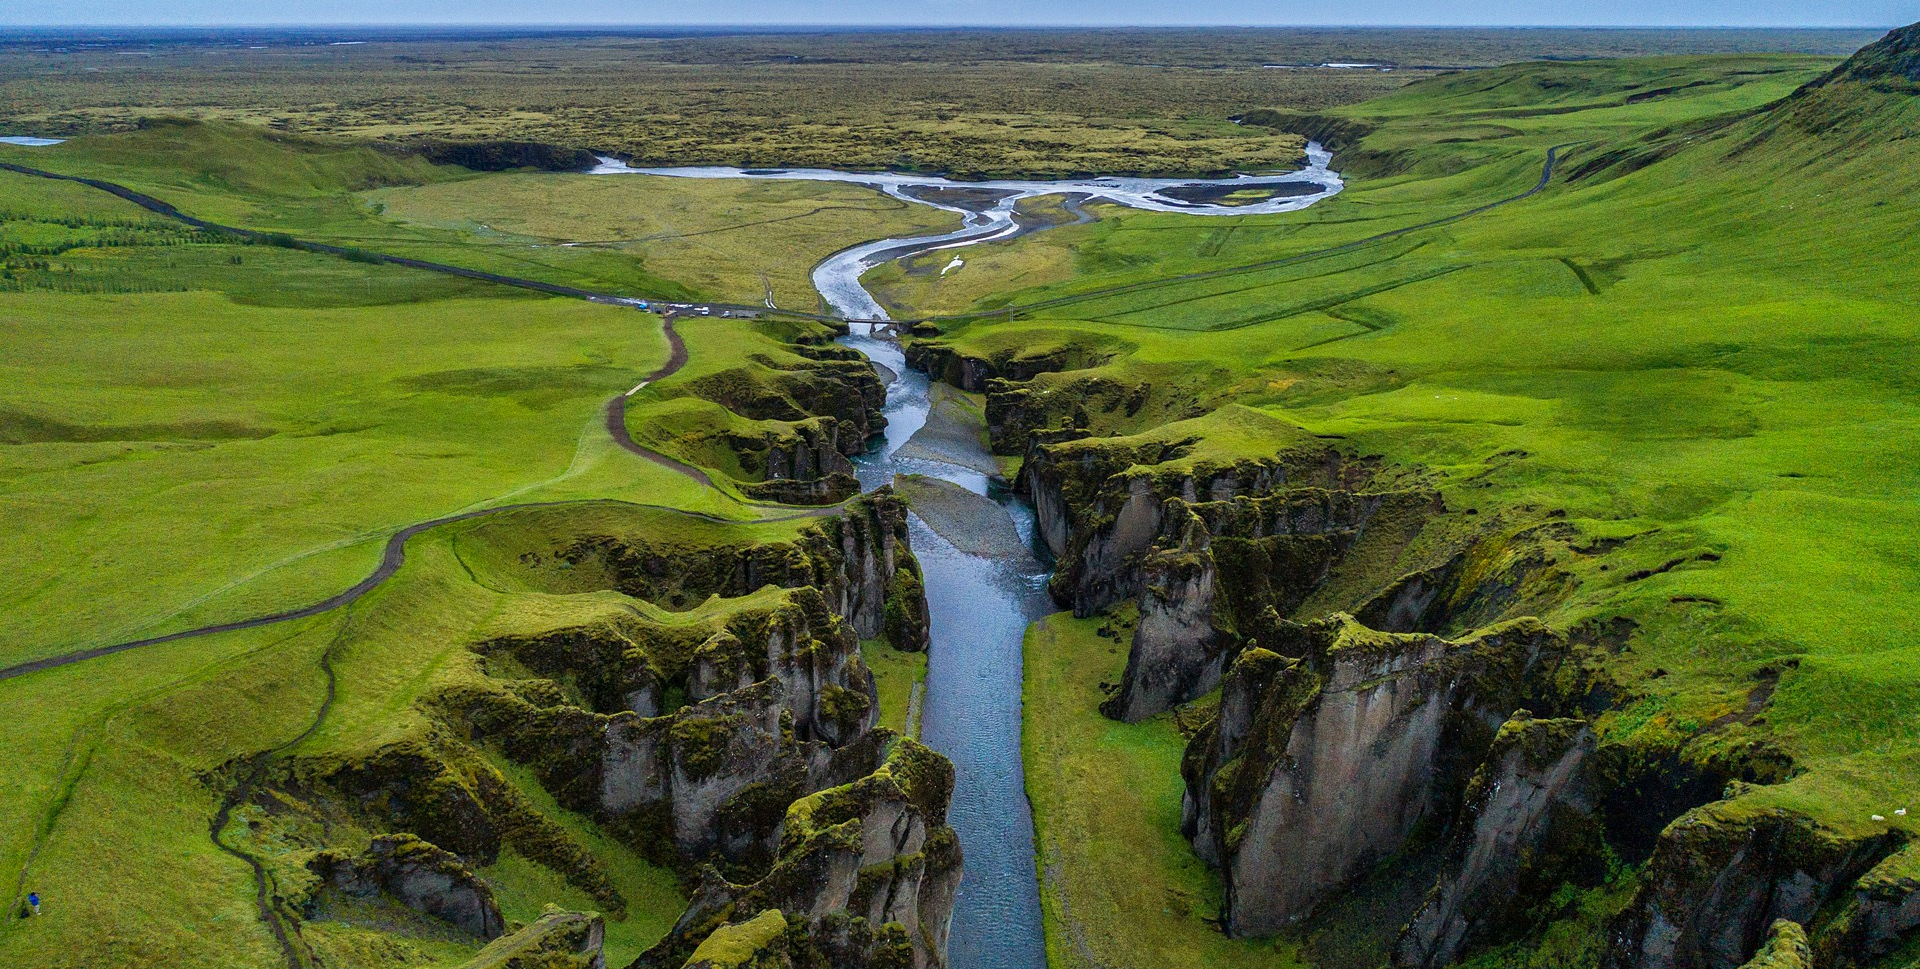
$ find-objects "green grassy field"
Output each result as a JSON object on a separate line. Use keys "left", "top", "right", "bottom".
{"left": 0, "top": 504, "right": 838, "bottom": 967}
{"left": 2, "top": 25, "right": 1915, "bottom": 969}
{"left": 861, "top": 48, "right": 1920, "bottom": 967}
{"left": 366, "top": 173, "right": 959, "bottom": 309}
{"left": 0, "top": 119, "right": 894, "bottom": 968}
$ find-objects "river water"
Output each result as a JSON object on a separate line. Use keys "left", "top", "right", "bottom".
{"left": 840, "top": 323, "right": 1054, "bottom": 968}
{"left": 592, "top": 152, "right": 1342, "bottom": 969}
{"left": 594, "top": 144, "right": 1342, "bottom": 321}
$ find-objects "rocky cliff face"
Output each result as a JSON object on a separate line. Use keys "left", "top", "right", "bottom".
{"left": 1180, "top": 615, "right": 1578, "bottom": 936}
{"left": 732, "top": 418, "right": 863, "bottom": 505}
{"left": 897, "top": 331, "right": 1920, "bottom": 969}
{"left": 1813, "top": 843, "right": 1920, "bottom": 968}
{"left": 646, "top": 336, "right": 886, "bottom": 504}
{"left": 1394, "top": 714, "right": 1599, "bottom": 968}
{"left": 1106, "top": 485, "right": 1440, "bottom": 721}
{"left": 644, "top": 738, "right": 961, "bottom": 969}
{"left": 902, "top": 336, "right": 1140, "bottom": 455}
{"left": 528, "top": 490, "right": 924, "bottom": 647}
{"left": 307, "top": 833, "right": 507, "bottom": 939}
{"left": 1604, "top": 804, "right": 1903, "bottom": 969}
{"left": 261, "top": 494, "right": 953, "bottom": 967}
{"left": 1008, "top": 418, "right": 1452, "bottom": 721}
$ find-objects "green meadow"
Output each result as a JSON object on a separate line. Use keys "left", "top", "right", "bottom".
{"left": 0, "top": 27, "right": 1915, "bottom": 969}
{"left": 877, "top": 51, "right": 1920, "bottom": 962}
{"left": 0, "top": 122, "right": 881, "bottom": 966}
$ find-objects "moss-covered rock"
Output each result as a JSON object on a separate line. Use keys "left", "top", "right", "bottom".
{"left": 460, "top": 907, "right": 608, "bottom": 969}
{"left": 681, "top": 909, "right": 790, "bottom": 968}
{"left": 881, "top": 566, "right": 930, "bottom": 653}
{"left": 306, "top": 832, "right": 506, "bottom": 939}
{"left": 257, "top": 491, "right": 946, "bottom": 967}
{"left": 640, "top": 738, "right": 960, "bottom": 969}
{"left": 1104, "top": 485, "right": 1440, "bottom": 721}
{"left": 1736, "top": 920, "right": 1812, "bottom": 969}
{"left": 1813, "top": 842, "right": 1920, "bottom": 968}
{"left": 1604, "top": 803, "right": 1902, "bottom": 969}
{"left": 1181, "top": 614, "right": 1585, "bottom": 936}
{"left": 1394, "top": 713, "right": 1602, "bottom": 967}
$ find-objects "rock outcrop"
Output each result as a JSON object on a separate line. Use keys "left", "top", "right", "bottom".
{"left": 995, "top": 405, "right": 1465, "bottom": 722}
{"left": 307, "top": 833, "right": 507, "bottom": 939}
{"left": 1106, "top": 484, "right": 1439, "bottom": 721}
{"left": 685, "top": 344, "right": 887, "bottom": 444}
{"left": 265, "top": 492, "right": 956, "bottom": 967}
{"left": 1015, "top": 412, "right": 1350, "bottom": 613}
{"left": 492, "top": 490, "right": 925, "bottom": 648}
{"left": 1813, "top": 843, "right": 1920, "bottom": 967}
{"left": 462, "top": 908, "right": 609, "bottom": 969}
{"left": 679, "top": 909, "right": 791, "bottom": 968}
{"left": 643, "top": 330, "right": 885, "bottom": 503}
{"left": 1181, "top": 615, "right": 1578, "bottom": 936}
{"left": 902, "top": 333, "right": 1139, "bottom": 454}
{"left": 1735, "top": 920, "right": 1812, "bottom": 969}
{"left": 597, "top": 676, "right": 889, "bottom": 870}
{"left": 642, "top": 738, "right": 962, "bottom": 969}
{"left": 733, "top": 418, "right": 863, "bottom": 505}
{"left": 1394, "top": 713, "right": 1599, "bottom": 968}
{"left": 1604, "top": 804, "right": 1901, "bottom": 969}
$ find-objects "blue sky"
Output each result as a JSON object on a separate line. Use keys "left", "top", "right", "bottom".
{"left": 1, "top": 1, "right": 1906, "bottom": 28}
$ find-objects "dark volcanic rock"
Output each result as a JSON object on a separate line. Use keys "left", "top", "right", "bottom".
{"left": 1181, "top": 615, "right": 1576, "bottom": 936}
{"left": 1604, "top": 804, "right": 1901, "bottom": 969}
{"left": 1108, "top": 486, "right": 1438, "bottom": 721}
{"left": 639, "top": 738, "right": 962, "bottom": 969}
{"left": 412, "top": 139, "right": 600, "bottom": 172}
{"left": 1395, "top": 714, "right": 1599, "bottom": 968}
{"left": 309, "top": 833, "right": 506, "bottom": 939}
{"left": 1811, "top": 843, "right": 1920, "bottom": 967}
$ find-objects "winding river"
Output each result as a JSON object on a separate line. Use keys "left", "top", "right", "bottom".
{"left": 594, "top": 145, "right": 1341, "bottom": 320}
{"left": 593, "top": 150, "right": 1344, "bottom": 969}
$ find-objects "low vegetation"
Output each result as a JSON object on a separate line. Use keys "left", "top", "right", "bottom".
{"left": 894, "top": 39, "right": 1919, "bottom": 969}
{"left": 0, "top": 28, "right": 1878, "bottom": 178}
{"left": 2, "top": 22, "right": 1915, "bottom": 969}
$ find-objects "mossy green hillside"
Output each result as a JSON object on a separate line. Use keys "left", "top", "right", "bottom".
{"left": 900, "top": 52, "right": 1920, "bottom": 838}
{"left": 0, "top": 485, "right": 915, "bottom": 967}
{"left": 2, "top": 118, "right": 953, "bottom": 305}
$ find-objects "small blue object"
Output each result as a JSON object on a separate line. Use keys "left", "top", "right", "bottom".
{"left": 26, "top": 892, "right": 37, "bottom": 906}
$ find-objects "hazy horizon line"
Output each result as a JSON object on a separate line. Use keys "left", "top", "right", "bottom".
{"left": 0, "top": 22, "right": 1898, "bottom": 31}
